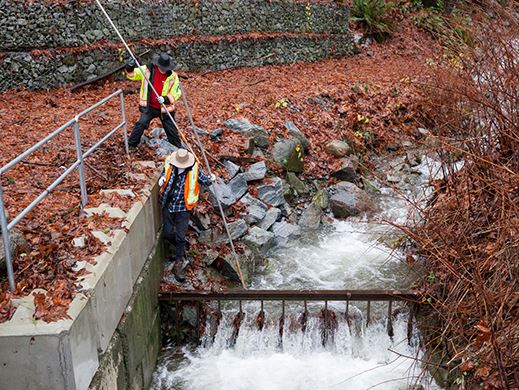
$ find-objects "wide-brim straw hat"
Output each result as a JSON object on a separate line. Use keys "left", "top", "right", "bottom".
{"left": 169, "top": 149, "right": 195, "bottom": 169}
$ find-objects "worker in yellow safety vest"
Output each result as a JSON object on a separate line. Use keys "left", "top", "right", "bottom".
{"left": 158, "top": 149, "right": 215, "bottom": 282}
{"left": 126, "top": 52, "right": 182, "bottom": 149}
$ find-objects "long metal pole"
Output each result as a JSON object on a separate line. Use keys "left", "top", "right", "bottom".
{"left": 119, "top": 92, "right": 129, "bottom": 155}
{"left": 73, "top": 117, "right": 89, "bottom": 207}
{"left": 179, "top": 82, "right": 246, "bottom": 288}
{"left": 0, "top": 182, "right": 16, "bottom": 291}
{"left": 94, "top": 0, "right": 246, "bottom": 288}
{"left": 93, "top": 0, "right": 195, "bottom": 156}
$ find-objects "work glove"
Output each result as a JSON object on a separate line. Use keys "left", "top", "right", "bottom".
{"left": 157, "top": 96, "right": 170, "bottom": 105}
{"left": 125, "top": 58, "right": 136, "bottom": 72}
{"left": 210, "top": 173, "right": 216, "bottom": 183}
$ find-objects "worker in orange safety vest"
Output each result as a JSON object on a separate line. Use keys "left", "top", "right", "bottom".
{"left": 158, "top": 149, "right": 215, "bottom": 282}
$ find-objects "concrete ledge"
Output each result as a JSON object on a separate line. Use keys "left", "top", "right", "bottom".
{"left": 0, "top": 170, "right": 162, "bottom": 390}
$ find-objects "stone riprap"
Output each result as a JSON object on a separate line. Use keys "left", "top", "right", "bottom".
{"left": 0, "top": 0, "right": 350, "bottom": 50}
{"left": 0, "top": 0, "right": 354, "bottom": 90}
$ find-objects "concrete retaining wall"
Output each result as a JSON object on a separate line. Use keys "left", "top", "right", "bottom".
{"left": 0, "top": 171, "right": 163, "bottom": 390}
{"left": 0, "top": 0, "right": 354, "bottom": 91}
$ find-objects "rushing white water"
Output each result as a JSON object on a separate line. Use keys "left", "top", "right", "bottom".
{"left": 151, "top": 156, "right": 443, "bottom": 390}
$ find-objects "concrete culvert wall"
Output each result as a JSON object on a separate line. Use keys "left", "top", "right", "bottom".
{"left": 0, "top": 0, "right": 355, "bottom": 91}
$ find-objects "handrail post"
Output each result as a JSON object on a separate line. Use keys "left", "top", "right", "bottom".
{"left": 119, "top": 91, "right": 129, "bottom": 155}
{"left": 0, "top": 182, "right": 16, "bottom": 291}
{"left": 73, "top": 118, "right": 88, "bottom": 207}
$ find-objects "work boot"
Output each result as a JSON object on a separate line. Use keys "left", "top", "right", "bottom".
{"left": 173, "top": 259, "right": 186, "bottom": 283}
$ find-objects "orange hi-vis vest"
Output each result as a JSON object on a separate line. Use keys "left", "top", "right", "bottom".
{"left": 160, "top": 157, "right": 200, "bottom": 210}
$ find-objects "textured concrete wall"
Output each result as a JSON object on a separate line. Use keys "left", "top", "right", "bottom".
{"left": 0, "top": 176, "right": 163, "bottom": 390}
{"left": 0, "top": 0, "right": 354, "bottom": 91}
{"left": 89, "top": 238, "right": 163, "bottom": 390}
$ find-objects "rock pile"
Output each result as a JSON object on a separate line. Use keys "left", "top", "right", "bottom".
{"left": 186, "top": 117, "right": 388, "bottom": 285}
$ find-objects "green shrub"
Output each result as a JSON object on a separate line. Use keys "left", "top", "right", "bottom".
{"left": 351, "top": 0, "right": 394, "bottom": 41}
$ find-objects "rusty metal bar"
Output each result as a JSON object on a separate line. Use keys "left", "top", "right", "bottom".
{"left": 324, "top": 300, "right": 328, "bottom": 346}
{"left": 387, "top": 300, "right": 394, "bottom": 338}
{"left": 175, "top": 301, "right": 181, "bottom": 340}
{"left": 160, "top": 290, "right": 418, "bottom": 302}
{"left": 196, "top": 301, "right": 201, "bottom": 338}
{"left": 279, "top": 300, "right": 285, "bottom": 345}
{"left": 407, "top": 303, "right": 417, "bottom": 345}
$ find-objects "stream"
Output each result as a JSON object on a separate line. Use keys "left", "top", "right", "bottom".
{"left": 151, "top": 156, "right": 443, "bottom": 390}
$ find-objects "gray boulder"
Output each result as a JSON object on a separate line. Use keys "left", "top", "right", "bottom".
{"left": 331, "top": 157, "right": 357, "bottom": 182}
{"left": 225, "top": 118, "right": 269, "bottom": 148}
{"left": 223, "top": 160, "right": 241, "bottom": 179}
{"left": 272, "top": 139, "right": 304, "bottom": 173}
{"left": 258, "top": 177, "right": 285, "bottom": 207}
{"left": 312, "top": 189, "right": 330, "bottom": 209}
{"left": 329, "top": 182, "right": 374, "bottom": 218}
{"left": 286, "top": 172, "right": 309, "bottom": 195}
{"left": 258, "top": 207, "right": 281, "bottom": 230}
{"left": 243, "top": 227, "right": 275, "bottom": 254}
{"left": 298, "top": 203, "right": 323, "bottom": 230}
{"left": 210, "top": 128, "right": 224, "bottom": 140}
{"left": 208, "top": 180, "right": 237, "bottom": 208}
{"left": 239, "top": 194, "right": 268, "bottom": 224}
{"left": 220, "top": 245, "right": 256, "bottom": 284}
{"left": 199, "top": 219, "right": 248, "bottom": 244}
{"left": 191, "top": 126, "right": 210, "bottom": 137}
{"left": 271, "top": 221, "right": 301, "bottom": 247}
{"left": 228, "top": 174, "right": 248, "bottom": 200}
{"left": 278, "top": 202, "right": 293, "bottom": 218}
{"left": 325, "top": 140, "right": 351, "bottom": 157}
{"left": 285, "top": 120, "right": 310, "bottom": 151}
{"left": 156, "top": 139, "right": 178, "bottom": 157}
{"left": 150, "top": 127, "right": 165, "bottom": 139}
{"left": 242, "top": 161, "right": 267, "bottom": 182}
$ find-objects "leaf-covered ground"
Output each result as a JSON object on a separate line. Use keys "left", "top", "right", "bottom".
{"left": 0, "top": 22, "right": 436, "bottom": 322}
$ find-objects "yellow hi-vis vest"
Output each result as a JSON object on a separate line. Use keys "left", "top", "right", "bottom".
{"left": 160, "top": 158, "right": 200, "bottom": 210}
{"left": 127, "top": 65, "right": 181, "bottom": 113}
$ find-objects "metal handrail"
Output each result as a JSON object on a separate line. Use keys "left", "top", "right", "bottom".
{"left": 0, "top": 89, "right": 129, "bottom": 291}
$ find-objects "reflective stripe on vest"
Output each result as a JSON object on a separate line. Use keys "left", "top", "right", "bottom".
{"left": 137, "top": 68, "right": 178, "bottom": 113}
{"left": 160, "top": 157, "right": 174, "bottom": 195}
{"left": 184, "top": 163, "right": 200, "bottom": 210}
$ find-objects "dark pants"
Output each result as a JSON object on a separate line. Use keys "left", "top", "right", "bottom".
{"left": 162, "top": 208, "right": 191, "bottom": 261}
{"left": 129, "top": 106, "right": 182, "bottom": 148}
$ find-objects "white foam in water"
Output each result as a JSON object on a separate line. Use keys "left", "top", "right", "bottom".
{"left": 151, "top": 156, "right": 443, "bottom": 390}
{"left": 153, "top": 312, "right": 438, "bottom": 390}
